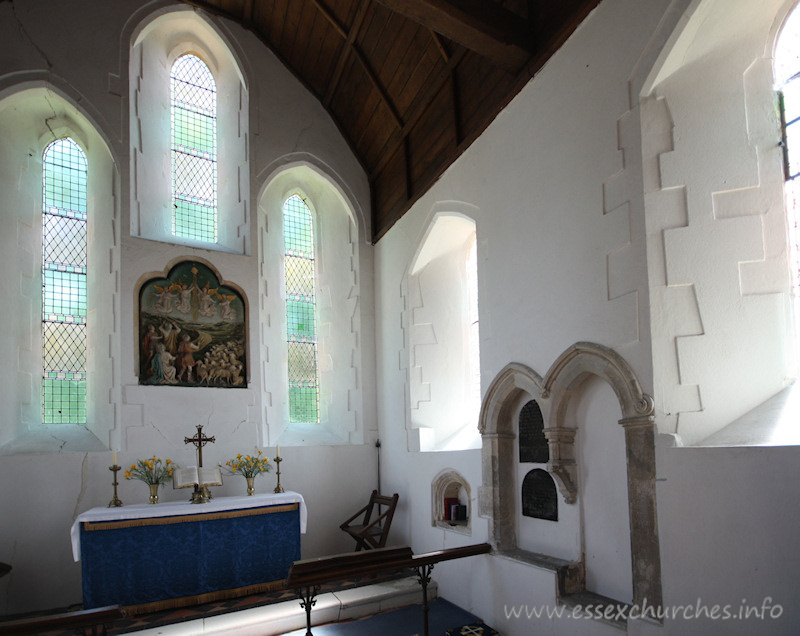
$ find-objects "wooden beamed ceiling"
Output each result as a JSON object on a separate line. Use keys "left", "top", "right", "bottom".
{"left": 185, "top": 0, "right": 601, "bottom": 242}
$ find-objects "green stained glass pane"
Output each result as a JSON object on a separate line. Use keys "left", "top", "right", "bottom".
{"left": 173, "top": 108, "right": 215, "bottom": 154}
{"left": 43, "top": 270, "right": 87, "bottom": 316}
{"left": 43, "top": 139, "right": 87, "bottom": 213}
{"left": 287, "top": 300, "right": 316, "bottom": 338}
{"left": 283, "top": 195, "right": 314, "bottom": 254}
{"left": 289, "top": 386, "right": 318, "bottom": 424}
{"left": 42, "top": 378, "right": 86, "bottom": 424}
{"left": 174, "top": 199, "right": 216, "bottom": 242}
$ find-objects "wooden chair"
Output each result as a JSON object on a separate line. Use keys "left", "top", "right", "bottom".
{"left": 340, "top": 490, "right": 399, "bottom": 551}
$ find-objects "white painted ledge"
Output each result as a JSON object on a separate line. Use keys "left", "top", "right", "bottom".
{"left": 695, "top": 383, "right": 800, "bottom": 447}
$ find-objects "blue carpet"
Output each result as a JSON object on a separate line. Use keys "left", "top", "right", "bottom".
{"left": 285, "top": 597, "right": 487, "bottom": 635}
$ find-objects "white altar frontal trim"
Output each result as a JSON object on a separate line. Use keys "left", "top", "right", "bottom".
{"left": 71, "top": 491, "right": 306, "bottom": 561}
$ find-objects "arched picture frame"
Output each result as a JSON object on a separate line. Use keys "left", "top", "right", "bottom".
{"left": 137, "top": 260, "right": 247, "bottom": 388}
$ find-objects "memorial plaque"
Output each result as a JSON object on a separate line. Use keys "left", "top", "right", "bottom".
{"left": 522, "top": 469, "right": 558, "bottom": 521}
{"left": 519, "top": 400, "right": 549, "bottom": 463}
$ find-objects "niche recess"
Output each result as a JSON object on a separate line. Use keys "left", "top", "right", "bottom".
{"left": 432, "top": 469, "right": 471, "bottom": 534}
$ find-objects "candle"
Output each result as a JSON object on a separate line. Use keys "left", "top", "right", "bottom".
{"left": 276, "top": 445, "right": 280, "bottom": 458}
{"left": 112, "top": 450, "right": 117, "bottom": 466}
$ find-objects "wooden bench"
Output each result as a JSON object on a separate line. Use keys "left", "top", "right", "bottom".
{"left": 287, "top": 543, "right": 491, "bottom": 636}
{"left": 0, "top": 605, "right": 124, "bottom": 635}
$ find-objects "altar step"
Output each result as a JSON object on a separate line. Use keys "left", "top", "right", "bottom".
{"left": 131, "top": 575, "right": 436, "bottom": 636}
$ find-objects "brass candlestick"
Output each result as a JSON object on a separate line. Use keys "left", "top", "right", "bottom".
{"left": 274, "top": 455, "right": 285, "bottom": 493}
{"left": 108, "top": 465, "right": 123, "bottom": 507}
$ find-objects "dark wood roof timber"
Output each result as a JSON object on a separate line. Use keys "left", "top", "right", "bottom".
{"left": 184, "top": 0, "right": 601, "bottom": 242}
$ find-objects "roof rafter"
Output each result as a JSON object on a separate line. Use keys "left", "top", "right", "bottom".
{"left": 372, "top": 0, "right": 533, "bottom": 73}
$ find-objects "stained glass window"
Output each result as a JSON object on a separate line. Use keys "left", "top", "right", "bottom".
{"left": 284, "top": 194, "right": 319, "bottom": 423}
{"left": 171, "top": 54, "right": 217, "bottom": 243}
{"left": 42, "top": 138, "right": 87, "bottom": 424}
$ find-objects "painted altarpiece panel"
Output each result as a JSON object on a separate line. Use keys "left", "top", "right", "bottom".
{"left": 137, "top": 260, "right": 247, "bottom": 388}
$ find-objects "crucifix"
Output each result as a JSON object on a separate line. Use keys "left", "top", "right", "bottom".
{"left": 184, "top": 424, "right": 215, "bottom": 467}
{"left": 184, "top": 424, "right": 216, "bottom": 503}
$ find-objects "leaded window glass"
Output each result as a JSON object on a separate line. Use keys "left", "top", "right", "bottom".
{"left": 171, "top": 54, "right": 217, "bottom": 243}
{"left": 42, "top": 138, "right": 87, "bottom": 424}
{"left": 284, "top": 195, "right": 319, "bottom": 423}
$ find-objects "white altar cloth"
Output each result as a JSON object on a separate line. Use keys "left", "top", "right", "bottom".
{"left": 71, "top": 491, "right": 306, "bottom": 561}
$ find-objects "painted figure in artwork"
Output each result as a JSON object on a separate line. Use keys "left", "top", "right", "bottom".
{"left": 177, "top": 333, "right": 200, "bottom": 382}
{"left": 198, "top": 285, "right": 217, "bottom": 317}
{"left": 160, "top": 320, "right": 181, "bottom": 355}
{"left": 218, "top": 294, "right": 236, "bottom": 321}
{"left": 160, "top": 344, "right": 178, "bottom": 384}
{"left": 141, "top": 324, "right": 162, "bottom": 376}
{"left": 148, "top": 343, "right": 164, "bottom": 383}
{"left": 153, "top": 285, "right": 176, "bottom": 314}
{"left": 176, "top": 282, "right": 195, "bottom": 315}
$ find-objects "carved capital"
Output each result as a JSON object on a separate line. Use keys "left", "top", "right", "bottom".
{"left": 548, "top": 459, "right": 577, "bottom": 504}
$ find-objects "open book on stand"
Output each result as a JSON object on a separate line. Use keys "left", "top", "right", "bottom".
{"left": 173, "top": 466, "right": 223, "bottom": 489}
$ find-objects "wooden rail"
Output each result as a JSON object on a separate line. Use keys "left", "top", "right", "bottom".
{"left": 287, "top": 543, "right": 491, "bottom": 636}
{"left": 0, "top": 605, "right": 124, "bottom": 635}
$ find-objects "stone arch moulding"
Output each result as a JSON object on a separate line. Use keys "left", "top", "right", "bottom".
{"left": 478, "top": 343, "right": 661, "bottom": 610}
{"left": 431, "top": 468, "right": 472, "bottom": 534}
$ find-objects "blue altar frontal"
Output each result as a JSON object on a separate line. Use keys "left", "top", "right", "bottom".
{"left": 71, "top": 492, "right": 306, "bottom": 613}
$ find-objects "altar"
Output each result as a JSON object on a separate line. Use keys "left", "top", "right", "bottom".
{"left": 71, "top": 492, "right": 306, "bottom": 613}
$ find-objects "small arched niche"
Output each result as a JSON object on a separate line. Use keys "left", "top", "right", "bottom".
{"left": 431, "top": 469, "right": 471, "bottom": 534}
{"left": 522, "top": 468, "right": 558, "bottom": 521}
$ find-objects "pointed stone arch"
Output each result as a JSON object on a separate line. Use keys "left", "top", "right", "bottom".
{"left": 478, "top": 343, "right": 662, "bottom": 610}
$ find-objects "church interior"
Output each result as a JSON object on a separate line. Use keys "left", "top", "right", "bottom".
{"left": 1, "top": 0, "right": 799, "bottom": 634}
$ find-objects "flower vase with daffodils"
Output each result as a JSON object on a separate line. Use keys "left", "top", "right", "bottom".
{"left": 221, "top": 449, "right": 271, "bottom": 495}
{"left": 124, "top": 456, "right": 175, "bottom": 503}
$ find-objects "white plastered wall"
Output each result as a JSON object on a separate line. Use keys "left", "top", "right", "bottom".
{"left": 404, "top": 209, "right": 480, "bottom": 452}
{"left": 643, "top": 0, "right": 795, "bottom": 445}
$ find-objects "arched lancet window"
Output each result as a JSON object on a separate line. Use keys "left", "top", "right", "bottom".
{"left": 283, "top": 194, "right": 319, "bottom": 423}
{"left": 42, "top": 138, "right": 87, "bottom": 424}
{"left": 171, "top": 53, "right": 217, "bottom": 243}
{"left": 405, "top": 212, "right": 480, "bottom": 451}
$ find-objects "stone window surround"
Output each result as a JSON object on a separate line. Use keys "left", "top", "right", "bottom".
{"left": 431, "top": 468, "right": 471, "bottom": 534}
{"left": 478, "top": 342, "right": 661, "bottom": 611}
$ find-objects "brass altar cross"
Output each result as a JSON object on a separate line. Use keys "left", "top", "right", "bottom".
{"left": 184, "top": 424, "right": 215, "bottom": 467}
